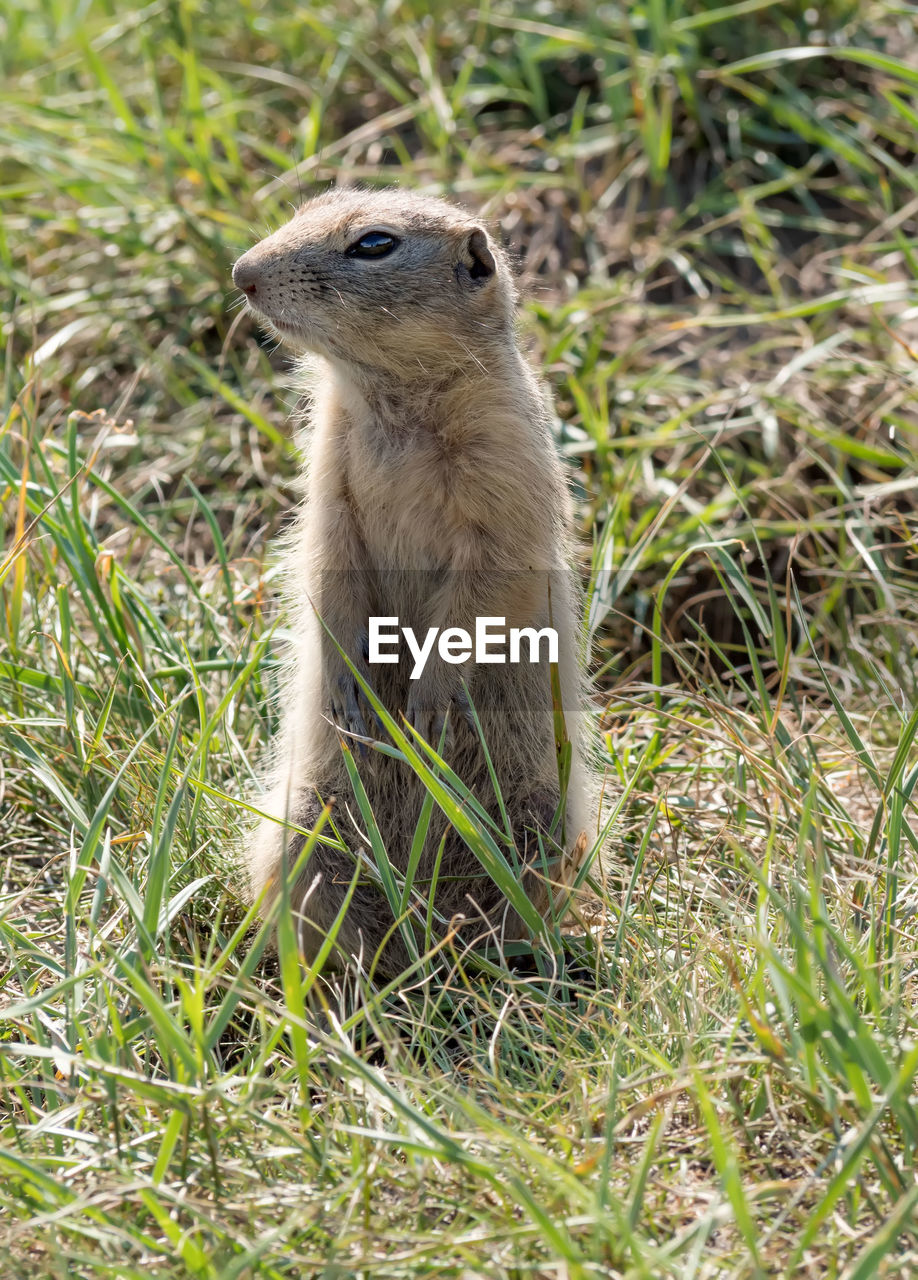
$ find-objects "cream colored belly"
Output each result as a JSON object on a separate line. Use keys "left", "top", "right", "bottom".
{"left": 347, "top": 444, "right": 456, "bottom": 571}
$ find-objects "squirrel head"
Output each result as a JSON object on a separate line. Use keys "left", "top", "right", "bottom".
{"left": 232, "top": 187, "right": 517, "bottom": 379}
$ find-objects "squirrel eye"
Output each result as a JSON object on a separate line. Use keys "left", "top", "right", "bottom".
{"left": 346, "top": 230, "right": 400, "bottom": 258}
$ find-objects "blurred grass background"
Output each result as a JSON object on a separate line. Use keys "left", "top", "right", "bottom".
{"left": 4, "top": 1, "right": 918, "bottom": 1275}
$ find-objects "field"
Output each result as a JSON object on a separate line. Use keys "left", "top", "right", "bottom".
{"left": 4, "top": 1, "right": 918, "bottom": 1275}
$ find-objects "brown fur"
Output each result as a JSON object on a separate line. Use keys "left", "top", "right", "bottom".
{"left": 232, "top": 187, "right": 591, "bottom": 975}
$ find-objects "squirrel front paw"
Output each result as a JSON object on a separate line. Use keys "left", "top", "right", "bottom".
{"left": 404, "top": 662, "right": 474, "bottom": 746}
{"left": 326, "top": 664, "right": 369, "bottom": 741}
{"left": 323, "top": 631, "right": 378, "bottom": 748}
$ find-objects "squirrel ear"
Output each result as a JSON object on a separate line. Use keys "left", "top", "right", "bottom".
{"left": 458, "top": 227, "right": 496, "bottom": 285}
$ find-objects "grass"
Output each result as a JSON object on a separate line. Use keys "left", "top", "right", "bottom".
{"left": 4, "top": 0, "right": 918, "bottom": 1274}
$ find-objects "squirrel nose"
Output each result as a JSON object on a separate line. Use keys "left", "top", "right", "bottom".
{"left": 232, "top": 256, "right": 260, "bottom": 296}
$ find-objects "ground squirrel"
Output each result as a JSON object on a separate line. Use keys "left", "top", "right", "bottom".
{"left": 233, "top": 186, "right": 591, "bottom": 976}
